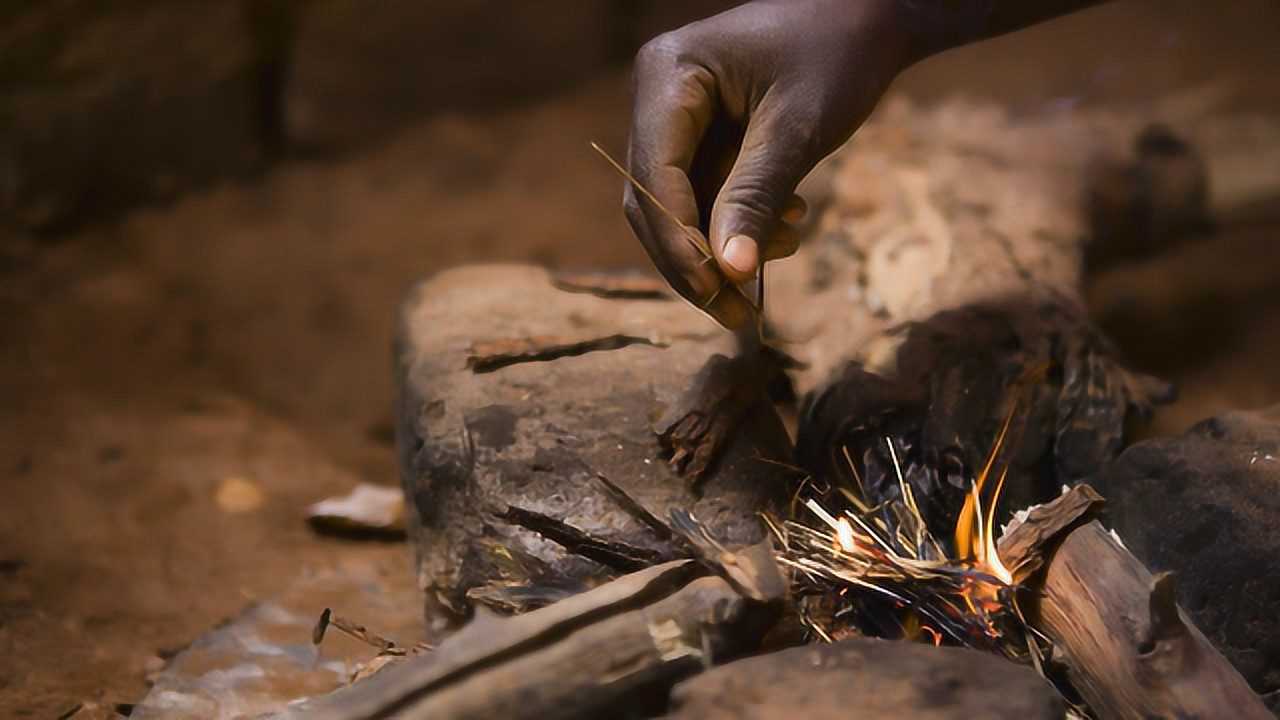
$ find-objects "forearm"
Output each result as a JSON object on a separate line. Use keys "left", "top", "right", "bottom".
{"left": 896, "top": 0, "right": 1107, "bottom": 59}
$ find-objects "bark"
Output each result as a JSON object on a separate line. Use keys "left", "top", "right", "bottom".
{"left": 999, "top": 489, "right": 1270, "bottom": 719}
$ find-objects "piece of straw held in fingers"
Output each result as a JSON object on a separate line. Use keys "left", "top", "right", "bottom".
{"left": 590, "top": 142, "right": 762, "bottom": 327}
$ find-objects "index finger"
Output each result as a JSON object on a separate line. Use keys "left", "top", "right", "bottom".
{"left": 625, "top": 42, "right": 724, "bottom": 308}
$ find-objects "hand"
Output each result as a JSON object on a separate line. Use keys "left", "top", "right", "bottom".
{"left": 623, "top": 0, "right": 920, "bottom": 329}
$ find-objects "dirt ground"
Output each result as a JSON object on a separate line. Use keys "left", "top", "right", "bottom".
{"left": 2, "top": 2, "right": 1279, "bottom": 716}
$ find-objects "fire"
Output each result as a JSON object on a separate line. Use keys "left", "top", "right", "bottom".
{"left": 774, "top": 385, "right": 1043, "bottom": 657}
{"left": 954, "top": 406, "right": 1017, "bottom": 585}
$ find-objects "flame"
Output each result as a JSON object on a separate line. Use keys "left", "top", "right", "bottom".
{"left": 921, "top": 624, "right": 943, "bottom": 647}
{"left": 954, "top": 404, "right": 1017, "bottom": 585}
{"left": 788, "top": 377, "right": 1048, "bottom": 649}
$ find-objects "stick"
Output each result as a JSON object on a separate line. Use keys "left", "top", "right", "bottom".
{"left": 498, "top": 505, "right": 669, "bottom": 572}
{"left": 998, "top": 496, "right": 1269, "bottom": 719}
{"left": 594, "top": 472, "right": 680, "bottom": 544}
{"left": 293, "top": 561, "right": 774, "bottom": 720}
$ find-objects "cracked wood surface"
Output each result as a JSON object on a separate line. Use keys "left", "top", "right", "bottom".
{"left": 396, "top": 265, "right": 792, "bottom": 622}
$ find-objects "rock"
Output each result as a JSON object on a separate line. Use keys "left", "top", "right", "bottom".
{"left": 129, "top": 558, "right": 422, "bottom": 720}
{"left": 1095, "top": 406, "right": 1280, "bottom": 704}
{"left": 307, "top": 482, "right": 406, "bottom": 539}
{"left": 664, "top": 638, "right": 1063, "bottom": 719}
{"left": 394, "top": 265, "right": 791, "bottom": 624}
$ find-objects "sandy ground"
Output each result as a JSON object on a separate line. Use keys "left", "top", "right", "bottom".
{"left": 2, "top": 1, "right": 1279, "bottom": 716}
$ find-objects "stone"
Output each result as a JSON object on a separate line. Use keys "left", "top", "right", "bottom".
{"left": 1095, "top": 406, "right": 1280, "bottom": 704}
{"left": 394, "top": 265, "right": 791, "bottom": 623}
{"left": 664, "top": 638, "right": 1064, "bottom": 719}
{"left": 129, "top": 557, "right": 423, "bottom": 720}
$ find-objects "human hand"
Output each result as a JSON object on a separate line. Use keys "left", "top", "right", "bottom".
{"left": 623, "top": 0, "right": 920, "bottom": 329}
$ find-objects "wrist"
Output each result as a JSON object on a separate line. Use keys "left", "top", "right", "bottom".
{"left": 891, "top": 0, "right": 995, "bottom": 61}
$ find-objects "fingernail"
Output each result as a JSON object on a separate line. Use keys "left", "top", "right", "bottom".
{"left": 723, "top": 235, "right": 758, "bottom": 275}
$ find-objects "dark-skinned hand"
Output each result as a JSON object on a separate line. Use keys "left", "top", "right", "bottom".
{"left": 623, "top": 0, "right": 1103, "bottom": 329}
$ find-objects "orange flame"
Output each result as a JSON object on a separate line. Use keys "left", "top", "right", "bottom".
{"left": 954, "top": 404, "right": 1017, "bottom": 585}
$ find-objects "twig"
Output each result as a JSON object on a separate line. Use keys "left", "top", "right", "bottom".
{"left": 594, "top": 473, "right": 679, "bottom": 544}
{"left": 313, "top": 608, "right": 406, "bottom": 655}
{"left": 498, "top": 505, "right": 666, "bottom": 573}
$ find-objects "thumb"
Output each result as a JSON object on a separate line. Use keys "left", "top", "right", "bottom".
{"left": 709, "top": 102, "right": 814, "bottom": 284}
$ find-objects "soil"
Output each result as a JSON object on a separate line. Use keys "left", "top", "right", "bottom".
{"left": 2, "top": 1, "right": 1278, "bottom": 716}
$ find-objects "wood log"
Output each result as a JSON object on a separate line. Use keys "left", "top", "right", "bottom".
{"left": 664, "top": 637, "right": 1064, "bottom": 720}
{"left": 395, "top": 265, "right": 793, "bottom": 623}
{"left": 291, "top": 560, "right": 776, "bottom": 720}
{"left": 999, "top": 490, "right": 1270, "bottom": 719}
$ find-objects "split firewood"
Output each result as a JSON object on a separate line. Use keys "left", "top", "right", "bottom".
{"left": 996, "top": 484, "right": 1105, "bottom": 584}
{"left": 998, "top": 487, "right": 1271, "bottom": 719}
{"left": 499, "top": 479, "right": 786, "bottom": 607}
{"left": 594, "top": 472, "right": 682, "bottom": 545}
{"left": 290, "top": 560, "right": 775, "bottom": 720}
{"left": 464, "top": 538, "right": 591, "bottom": 614}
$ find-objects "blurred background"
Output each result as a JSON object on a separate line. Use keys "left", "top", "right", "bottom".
{"left": 2, "top": 1, "right": 1278, "bottom": 716}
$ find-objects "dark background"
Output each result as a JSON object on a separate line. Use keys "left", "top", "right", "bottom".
{"left": 2, "top": 1, "right": 1279, "bottom": 715}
